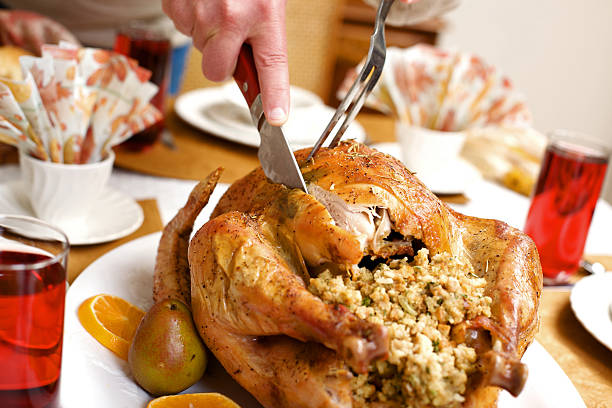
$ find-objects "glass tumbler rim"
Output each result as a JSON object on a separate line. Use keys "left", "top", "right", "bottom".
{"left": 548, "top": 129, "right": 611, "bottom": 160}
{"left": 0, "top": 214, "right": 70, "bottom": 271}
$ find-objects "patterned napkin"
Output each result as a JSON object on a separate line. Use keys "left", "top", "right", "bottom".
{"left": 0, "top": 42, "right": 161, "bottom": 163}
{"left": 339, "top": 44, "right": 547, "bottom": 195}
{"left": 338, "top": 44, "right": 531, "bottom": 131}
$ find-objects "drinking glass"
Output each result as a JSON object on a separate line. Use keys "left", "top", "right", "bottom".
{"left": 524, "top": 130, "right": 610, "bottom": 284}
{"left": 114, "top": 20, "right": 171, "bottom": 151}
{"left": 0, "top": 215, "right": 69, "bottom": 407}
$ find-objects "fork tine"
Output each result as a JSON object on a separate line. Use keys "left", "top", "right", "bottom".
{"left": 328, "top": 70, "right": 376, "bottom": 148}
{"left": 307, "top": 63, "right": 372, "bottom": 161}
{"left": 307, "top": 0, "right": 395, "bottom": 161}
{"left": 328, "top": 57, "right": 386, "bottom": 148}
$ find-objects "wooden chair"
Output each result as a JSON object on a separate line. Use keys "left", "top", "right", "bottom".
{"left": 329, "top": 0, "right": 445, "bottom": 105}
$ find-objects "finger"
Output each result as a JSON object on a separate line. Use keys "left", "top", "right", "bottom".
{"left": 198, "top": 28, "right": 245, "bottom": 82}
{"left": 249, "top": 8, "right": 289, "bottom": 126}
{"left": 191, "top": 1, "right": 250, "bottom": 82}
{"left": 162, "top": 0, "right": 195, "bottom": 36}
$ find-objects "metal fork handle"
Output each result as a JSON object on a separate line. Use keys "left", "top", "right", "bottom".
{"left": 369, "top": 0, "right": 395, "bottom": 65}
{"left": 307, "top": 0, "right": 395, "bottom": 161}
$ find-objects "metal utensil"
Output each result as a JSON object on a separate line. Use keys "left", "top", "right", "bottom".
{"left": 580, "top": 259, "right": 606, "bottom": 275}
{"left": 233, "top": 44, "right": 308, "bottom": 193}
{"left": 307, "top": 0, "right": 395, "bottom": 161}
{"left": 160, "top": 129, "right": 177, "bottom": 150}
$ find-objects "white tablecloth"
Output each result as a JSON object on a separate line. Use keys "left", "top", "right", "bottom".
{"left": 1, "top": 164, "right": 611, "bottom": 255}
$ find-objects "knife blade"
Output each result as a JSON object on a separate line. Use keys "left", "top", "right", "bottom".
{"left": 233, "top": 44, "right": 308, "bottom": 193}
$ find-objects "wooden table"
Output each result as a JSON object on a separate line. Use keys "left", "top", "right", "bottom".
{"left": 2, "top": 107, "right": 611, "bottom": 406}
{"left": 113, "top": 110, "right": 397, "bottom": 182}
{"left": 538, "top": 287, "right": 612, "bottom": 407}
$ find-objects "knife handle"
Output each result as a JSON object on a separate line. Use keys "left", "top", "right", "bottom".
{"left": 233, "top": 43, "right": 260, "bottom": 107}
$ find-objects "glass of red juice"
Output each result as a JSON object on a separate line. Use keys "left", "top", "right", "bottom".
{"left": 0, "top": 215, "right": 69, "bottom": 407}
{"left": 524, "top": 130, "right": 610, "bottom": 285}
{"left": 114, "top": 20, "right": 171, "bottom": 151}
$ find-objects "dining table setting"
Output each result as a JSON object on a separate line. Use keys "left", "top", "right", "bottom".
{"left": 1, "top": 2, "right": 612, "bottom": 408}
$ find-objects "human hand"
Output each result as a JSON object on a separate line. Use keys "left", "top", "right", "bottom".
{"left": 0, "top": 10, "right": 80, "bottom": 55}
{"left": 162, "top": 0, "right": 289, "bottom": 126}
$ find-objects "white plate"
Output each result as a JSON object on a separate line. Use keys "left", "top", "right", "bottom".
{"left": 60, "top": 232, "right": 261, "bottom": 408}
{"left": 174, "top": 85, "right": 366, "bottom": 149}
{"left": 570, "top": 272, "right": 612, "bottom": 351}
{"left": 219, "top": 81, "right": 322, "bottom": 111}
{"left": 371, "top": 142, "right": 482, "bottom": 194}
{"left": 0, "top": 181, "right": 143, "bottom": 246}
{"left": 61, "top": 232, "right": 585, "bottom": 408}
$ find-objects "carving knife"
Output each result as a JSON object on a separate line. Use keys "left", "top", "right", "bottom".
{"left": 233, "top": 44, "right": 308, "bottom": 193}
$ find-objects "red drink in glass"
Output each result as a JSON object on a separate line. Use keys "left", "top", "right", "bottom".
{"left": 0, "top": 216, "right": 69, "bottom": 407}
{"left": 114, "top": 22, "right": 171, "bottom": 151}
{"left": 524, "top": 131, "right": 609, "bottom": 284}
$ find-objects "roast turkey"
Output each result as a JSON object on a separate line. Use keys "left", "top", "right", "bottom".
{"left": 154, "top": 141, "right": 542, "bottom": 407}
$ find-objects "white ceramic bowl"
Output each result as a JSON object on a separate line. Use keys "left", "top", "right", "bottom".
{"left": 396, "top": 123, "right": 467, "bottom": 183}
{"left": 20, "top": 153, "right": 114, "bottom": 232}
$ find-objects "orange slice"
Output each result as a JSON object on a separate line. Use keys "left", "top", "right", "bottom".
{"left": 78, "top": 294, "right": 145, "bottom": 360}
{"left": 146, "top": 393, "right": 241, "bottom": 408}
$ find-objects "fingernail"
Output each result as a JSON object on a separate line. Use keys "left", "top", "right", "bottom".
{"left": 268, "top": 107, "right": 287, "bottom": 125}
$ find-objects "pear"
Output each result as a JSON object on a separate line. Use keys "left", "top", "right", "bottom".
{"left": 128, "top": 299, "right": 207, "bottom": 396}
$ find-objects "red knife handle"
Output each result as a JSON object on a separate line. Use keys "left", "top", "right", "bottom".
{"left": 233, "top": 43, "right": 260, "bottom": 107}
